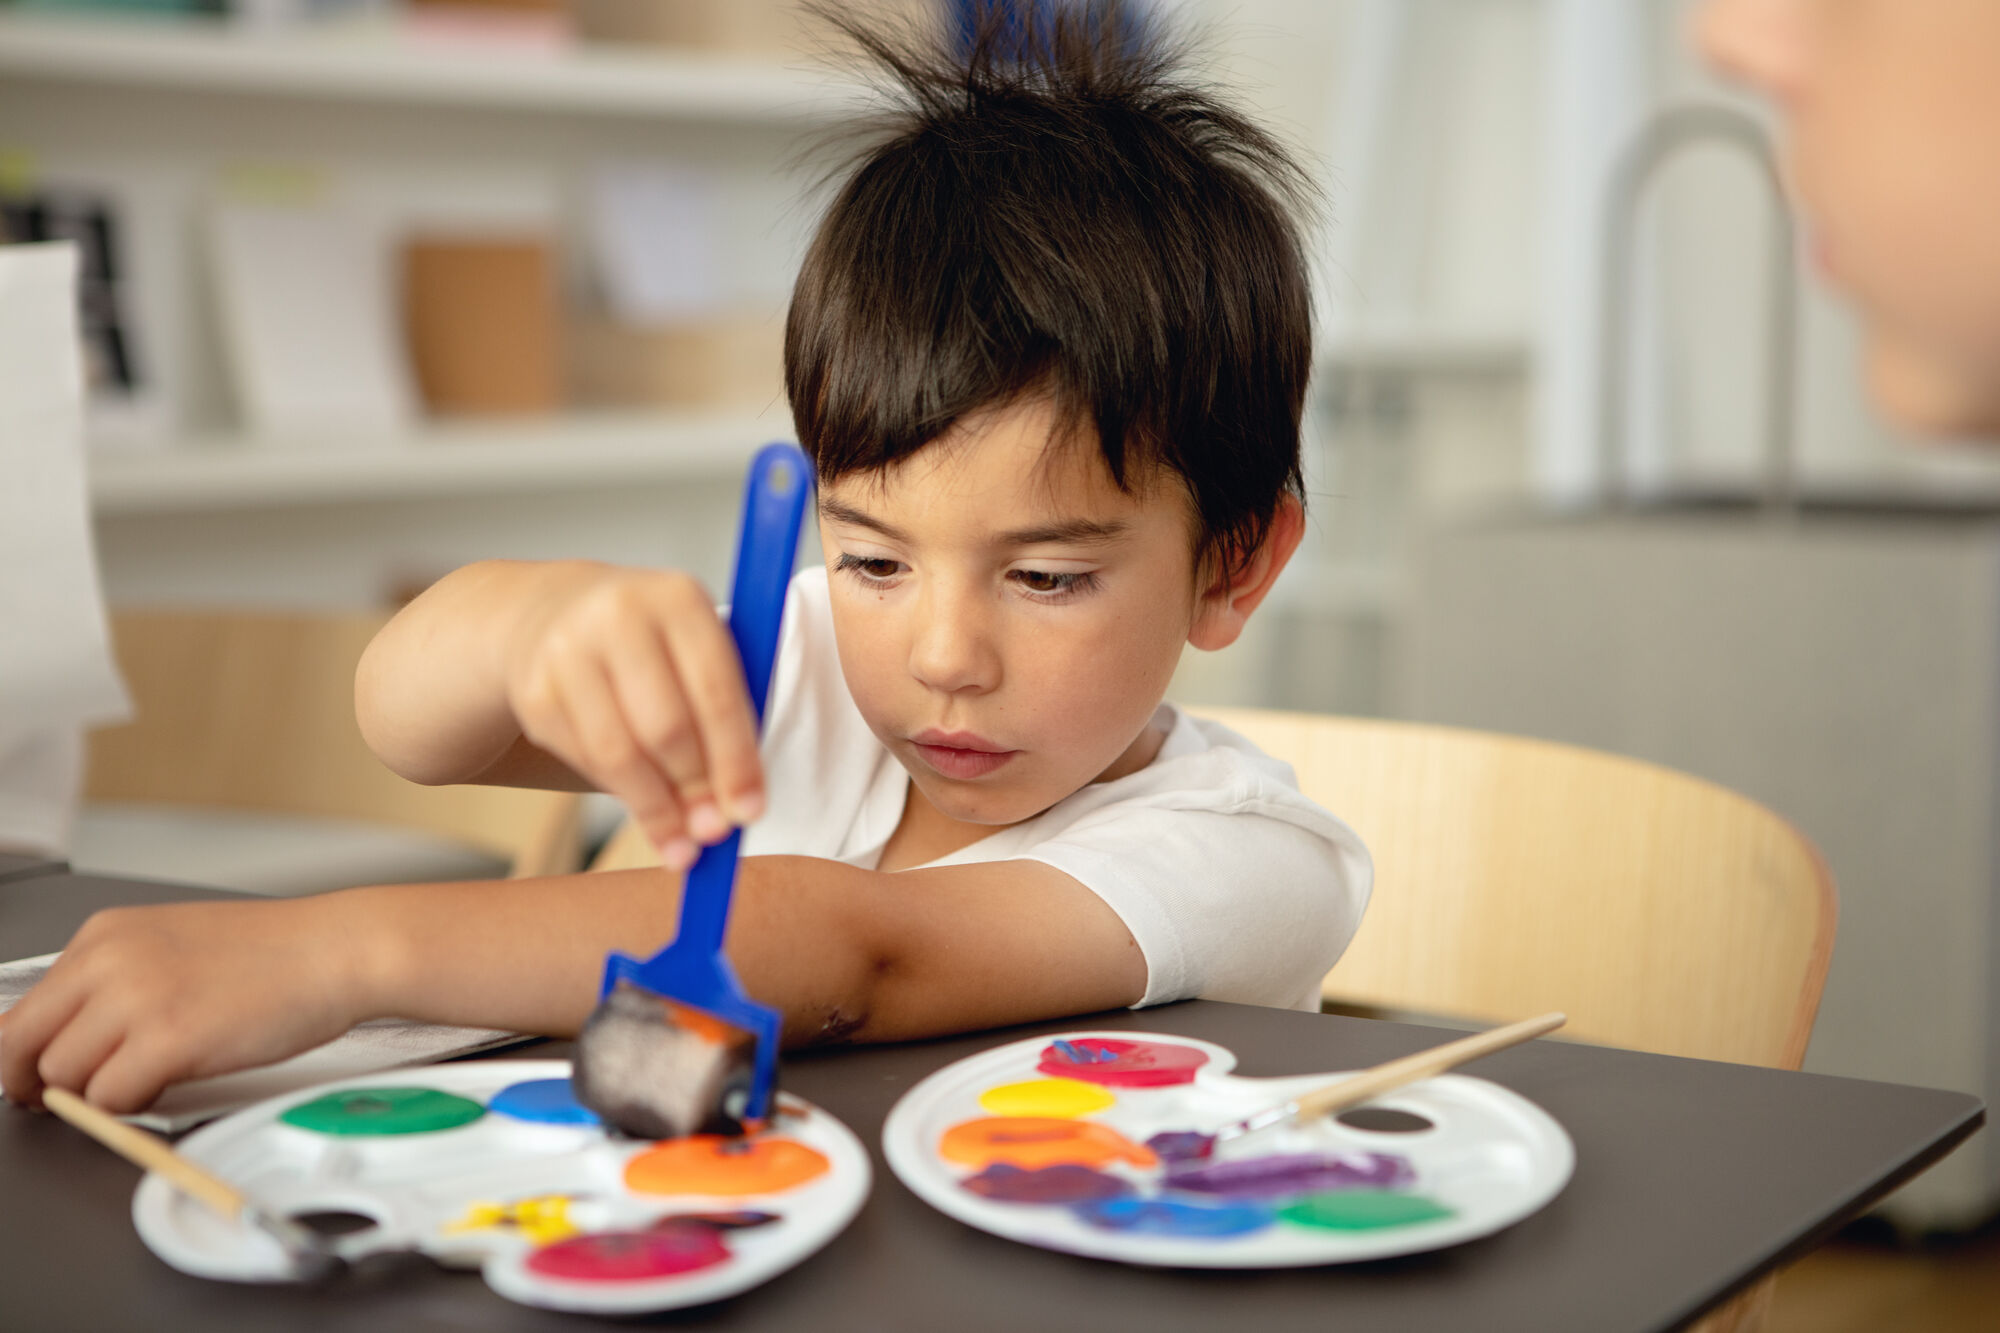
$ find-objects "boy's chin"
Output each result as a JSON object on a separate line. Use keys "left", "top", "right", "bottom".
{"left": 1865, "top": 335, "right": 2000, "bottom": 440}
{"left": 908, "top": 772, "right": 1059, "bottom": 829}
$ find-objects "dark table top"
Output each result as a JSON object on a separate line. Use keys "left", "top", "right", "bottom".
{"left": 0, "top": 871, "right": 1984, "bottom": 1333}
{"left": 0, "top": 849, "right": 65, "bottom": 885}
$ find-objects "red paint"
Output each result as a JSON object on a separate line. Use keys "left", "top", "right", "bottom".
{"left": 524, "top": 1228, "right": 728, "bottom": 1282}
{"left": 1037, "top": 1037, "right": 1208, "bottom": 1087}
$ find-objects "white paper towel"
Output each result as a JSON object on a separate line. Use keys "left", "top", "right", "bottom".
{"left": 0, "top": 242, "right": 132, "bottom": 852}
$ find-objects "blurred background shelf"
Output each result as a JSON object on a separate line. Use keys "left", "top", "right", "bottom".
{"left": 87, "top": 410, "right": 779, "bottom": 513}
{"left": 0, "top": 10, "right": 865, "bottom": 121}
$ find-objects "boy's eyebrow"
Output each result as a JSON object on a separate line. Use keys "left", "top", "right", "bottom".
{"left": 818, "top": 498, "right": 911, "bottom": 543}
{"left": 819, "top": 499, "right": 1129, "bottom": 548}
{"left": 995, "top": 517, "right": 1131, "bottom": 547}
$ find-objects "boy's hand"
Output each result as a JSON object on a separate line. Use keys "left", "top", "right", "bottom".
{"left": 0, "top": 897, "right": 366, "bottom": 1113}
{"left": 501, "top": 567, "right": 765, "bottom": 870}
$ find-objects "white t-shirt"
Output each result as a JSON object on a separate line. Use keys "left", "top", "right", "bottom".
{"left": 742, "top": 567, "right": 1371, "bottom": 1012}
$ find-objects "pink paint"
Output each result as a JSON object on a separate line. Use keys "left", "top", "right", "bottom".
{"left": 1163, "top": 1151, "right": 1415, "bottom": 1199}
{"left": 960, "top": 1163, "right": 1136, "bottom": 1205}
{"left": 525, "top": 1228, "right": 729, "bottom": 1282}
{"left": 1037, "top": 1037, "right": 1208, "bottom": 1088}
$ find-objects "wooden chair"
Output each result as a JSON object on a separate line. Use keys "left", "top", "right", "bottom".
{"left": 85, "top": 609, "right": 583, "bottom": 883}
{"left": 1193, "top": 707, "right": 1837, "bottom": 1333}
{"left": 1191, "top": 707, "right": 1835, "bottom": 1067}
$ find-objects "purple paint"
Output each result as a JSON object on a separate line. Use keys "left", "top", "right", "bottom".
{"left": 1163, "top": 1151, "right": 1415, "bottom": 1199}
{"left": 960, "top": 1164, "right": 1136, "bottom": 1205}
{"left": 650, "top": 1211, "right": 780, "bottom": 1233}
{"left": 1145, "top": 1130, "right": 1215, "bottom": 1163}
{"left": 1070, "top": 1196, "right": 1274, "bottom": 1239}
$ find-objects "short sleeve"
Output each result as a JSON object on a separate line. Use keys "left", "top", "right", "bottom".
{"left": 1017, "top": 794, "right": 1371, "bottom": 1012}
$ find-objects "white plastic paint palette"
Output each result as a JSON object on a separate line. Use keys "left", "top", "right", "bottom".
{"left": 131, "top": 1059, "right": 869, "bottom": 1314}
{"left": 883, "top": 1031, "right": 1573, "bottom": 1268}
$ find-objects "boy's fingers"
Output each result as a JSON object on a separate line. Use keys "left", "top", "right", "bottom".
{"left": 552, "top": 663, "right": 690, "bottom": 861}
{"left": 83, "top": 1038, "right": 175, "bottom": 1116}
{"left": 605, "top": 624, "right": 715, "bottom": 835}
{"left": 0, "top": 982, "right": 85, "bottom": 1104}
{"left": 31, "top": 1000, "right": 130, "bottom": 1101}
{"left": 661, "top": 606, "right": 765, "bottom": 827}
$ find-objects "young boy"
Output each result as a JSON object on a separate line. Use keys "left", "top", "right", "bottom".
{"left": 0, "top": 5, "right": 1368, "bottom": 1114}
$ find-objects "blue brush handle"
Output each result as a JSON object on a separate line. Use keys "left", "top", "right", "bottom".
{"left": 670, "top": 442, "right": 809, "bottom": 958}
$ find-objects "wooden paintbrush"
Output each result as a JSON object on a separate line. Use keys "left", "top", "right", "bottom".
{"left": 1207, "top": 1011, "right": 1569, "bottom": 1152}
{"left": 41, "top": 1086, "right": 339, "bottom": 1280}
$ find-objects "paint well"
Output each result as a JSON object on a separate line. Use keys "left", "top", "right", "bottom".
{"left": 1277, "top": 1192, "right": 1455, "bottom": 1231}
{"left": 939, "top": 1117, "right": 1158, "bottom": 1171}
{"left": 1163, "top": 1150, "right": 1415, "bottom": 1199}
{"left": 960, "top": 1163, "right": 1136, "bottom": 1205}
{"left": 524, "top": 1228, "right": 728, "bottom": 1281}
{"left": 1070, "top": 1196, "right": 1274, "bottom": 1239}
{"left": 977, "top": 1077, "right": 1116, "bottom": 1119}
{"left": 1037, "top": 1038, "right": 1208, "bottom": 1088}
{"left": 490, "top": 1078, "right": 602, "bottom": 1127}
{"left": 278, "top": 1086, "right": 485, "bottom": 1136}
{"left": 624, "top": 1135, "right": 830, "bottom": 1197}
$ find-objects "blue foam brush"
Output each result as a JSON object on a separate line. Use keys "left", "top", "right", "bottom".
{"left": 573, "top": 442, "right": 810, "bottom": 1139}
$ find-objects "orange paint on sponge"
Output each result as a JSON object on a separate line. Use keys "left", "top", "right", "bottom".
{"left": 624, "top": 1135, "right": 830, "bottom": 1197}
{"left": 939, "top": 1117, "right": 1158, "bottom": 1171}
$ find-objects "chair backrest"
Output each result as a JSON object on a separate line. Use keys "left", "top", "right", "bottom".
{"left": 1192, "top": 707, "right": 1836, "bottom": 1070}
{"left": 87, "top": 609, "right": 581, "bottom": 879}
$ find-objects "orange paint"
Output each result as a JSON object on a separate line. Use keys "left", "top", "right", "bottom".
{"left": 624, "top": 1135, "right": 830, "bottom": 1197}
{"left": 938, "top": 1117, "right": 1158, "bottom": 1171}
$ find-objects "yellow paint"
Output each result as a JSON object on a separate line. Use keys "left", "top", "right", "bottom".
{"left": 977, "top": 1078, "right": 1116, "bottom": 1119}
{"left": 442, "top": 1195, "right": 580, "bottom": 1246}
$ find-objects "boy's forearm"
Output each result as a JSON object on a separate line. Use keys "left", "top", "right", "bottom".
{"left": 355, "top": 559, "right": 601, "bottom": 789}
{"left": 333, "top": 858, "right": 890, "bottom": 1044}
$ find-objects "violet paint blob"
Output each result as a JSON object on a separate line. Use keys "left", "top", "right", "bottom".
{"left": 960, "top": 1163, "right": 1136, "bottom": 1205}
{"left": 1163, "top": 1151, "right": 1415, "bottom": 1199}
{"left": 1070, "top": 1196, "right": 1274, "bottom": 1239}
{"left": 1145, "top": 1130, "right": 1215, "bottom": 1163}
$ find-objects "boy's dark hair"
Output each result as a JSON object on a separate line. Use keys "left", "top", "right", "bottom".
{"left": 786, "top": 0, "right": 1314, "bottom": 575}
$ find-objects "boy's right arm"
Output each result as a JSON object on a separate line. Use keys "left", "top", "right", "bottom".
{"left": 357, "top": 559, "right": 766, "bottom": 869}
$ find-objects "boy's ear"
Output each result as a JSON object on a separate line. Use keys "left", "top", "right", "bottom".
{"left": 1187, "top": 495, "right": 1306, "bottom": 651}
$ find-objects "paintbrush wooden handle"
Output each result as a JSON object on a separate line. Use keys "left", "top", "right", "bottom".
{"left": 1293, "top": 1011, "right": 1568, "bottom": 1123}
{"left": 42, "top": 1087, "right": 246, "bottom": 1220}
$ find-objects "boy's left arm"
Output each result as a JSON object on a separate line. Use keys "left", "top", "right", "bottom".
{"left": 0, "top": 856, "right": 1145, "bottom": 1112}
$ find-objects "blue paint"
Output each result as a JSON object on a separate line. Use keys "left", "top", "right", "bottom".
{"left": 489, "top": 1078, "right": 602, "bottom": 1127}
{"left": 1049, "top": 1039, "right": 1115, "bottom": 1065}
{"left": 1070, "top": 1196, "right": 1274, "bottom": 1239}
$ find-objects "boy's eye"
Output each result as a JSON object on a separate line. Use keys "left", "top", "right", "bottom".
{"left": 1010, "top": 569, "right": 1099, "bottom": 599}
{"left": 834, "top": 554, "right": 903, "bottom": 582}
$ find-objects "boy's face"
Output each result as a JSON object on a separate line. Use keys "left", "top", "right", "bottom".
{"left": 1697, "top": 0, "right": 2000, "bottom": 436}
{"left": 816, "top": 398, "right": 1210, "bottom": 828}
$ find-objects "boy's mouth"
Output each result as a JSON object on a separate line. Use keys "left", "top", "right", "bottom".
{"left": 909, "top": 730, "right": 1019, "bottom": 780}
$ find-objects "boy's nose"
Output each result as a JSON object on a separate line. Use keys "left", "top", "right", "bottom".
{"left": 908, "top": 581, "right": 1002, "bottom": 695}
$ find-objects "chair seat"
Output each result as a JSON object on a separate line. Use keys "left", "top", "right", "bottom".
{"left": 71, "top": 803, "right": 508, "bottom": 898}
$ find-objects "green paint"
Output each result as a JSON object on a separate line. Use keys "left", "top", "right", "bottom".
{"left": 279, "top": 1086, "right": 485, "bottom": 1137}
{"left": 1277, "top": 1192, "right": 1454, "bottom": 1231}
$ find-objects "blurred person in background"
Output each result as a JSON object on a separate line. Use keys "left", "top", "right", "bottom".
{"left": 1698, "top": 0, "right": 2000, "bottom": 439}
